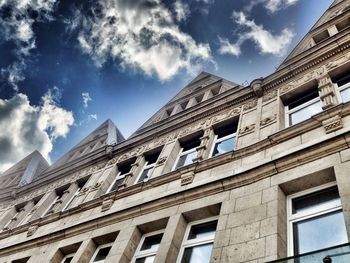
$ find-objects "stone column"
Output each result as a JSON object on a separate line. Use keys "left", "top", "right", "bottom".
{"left": 0, "top": 207, "right": 16, "bottom": 229}
{"left": 193, "top": 128, "right": 214, "bottom": 161}
{"left": 71, "top": 240, "right": 96, "bottom": 263}
{"left": 154, "top": 214, "right": 187, "bottom": 263}
{"left": 119, "top": 155, "right": 144, "bottom": 189}
{"left": 317, "top": 72, "right": 338, "bottom": 109}
{"left": 152, "top": 140, "right": 181, "bottom": 178}
{"left": 26, "top": 191, "right": 57, "bottom": 221}
{"left": 6, "top": 201, "right": 34, "bottom": 229}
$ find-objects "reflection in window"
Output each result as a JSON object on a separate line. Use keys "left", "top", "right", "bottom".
{"left": 210, "top": 121, "right": 237, "bottom": 157}
{"left": 337, "top": 75, "right": 350, "bottom": 103}
{"left": 288, "top": 184, "right": 348, "bottom": 255}
{"left": 174, "top": 137, "right": 201, "bottom": 170}
{"left": 285, "top": 89, "right": 322, "bottom": 127}
{"left": 136, "top": 151, "right": 161, "bottom": 184}
{"left": 132, "top": 231, "right": 163, "bottom": 263}
{"left": 107, "top": 159, "right": 135, "bottom": 193}
{"left": 178, "top": 219, "right": 218, "bottom": 263}
{"left": 90, "top": 243, "right": 113, "bottom": 263}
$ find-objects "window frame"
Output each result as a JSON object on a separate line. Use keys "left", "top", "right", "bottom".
{"left": 135, "top": 161, "right": 156, "bottom": 184}
{"left": 286, "top": 182, "right": 345, "bottom": 256}
{"left": 131, "top": 229, "right": 164, "bottom": 263}
{"left": 89, "top": 242, "right": 114, "bottom": 263}
{"left": 336, "top": 81, "right": 350, "bottom": 103}
{"left": 209, "top": 132, "right": 236, "bottom": 158}
{"left": 172, "top": 146, "right": 198, "bottom": 171}
{"left": 41, "top": 195, "right": 61, "bottom": 217}
{"left": 62, "top": 187, "right": 81, "bottom": 212}
{"left": 106, "top": 171, "right": 126, "bottom": 194}
{"left": 176, "top": 216, "right": 219, "bottom": 263}
{"left": 60, "top": 253, "right": 75, "bottom": 263}
{"left": 284, "top": 95, "right": 322, "bottom": 128}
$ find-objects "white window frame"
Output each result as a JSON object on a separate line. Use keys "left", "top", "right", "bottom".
{"left": 62, "top": 187, "right": 81, "bottom": 212}
{"left": 89, "top": 242, "right": 114, "bottom": 263}
{"left": 176, "top": 216, "right": 219, "bottom": 263}
{"left": 106, "top": 171, "right": 126, "bottom": 194}
{"left": 61, "top": 253, "right": 75, "bottom": 263}
{"left": 131, "top": 229, "right": 164, "bottom": 263}
{"left": 285, "top": 96, "right": 321, "bottom": 128}
{"left": 1, "top": 211, "right": 19, "bottom": 231}
{"left": 135, "top": 161, "right": 156, "bottom": 184}
{"left": 286, "top": 182, "right": 345, "bottom": 256}
{"left": 209, "top": 133, "right": 236, "bottom": 158}
{"left": 336, "top": 81, "right": 350, "bottom": 103}
{"left": 42, "top": 195, "right": 61, "bottom": 217}
{"left": 172, "top": 146, "right": 198, "bottom": 171}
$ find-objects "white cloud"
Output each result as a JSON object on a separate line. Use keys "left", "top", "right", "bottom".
{"left": 82, "top": 92, "right": 92, "bottom": 108}
{"left": 74, "top": 0, "right": 212, "bottom": 81}
{"left": 246, "top": 0, "right": 299, "bottom": 13}
{"left": 0, "top": 90, "right": 74, "bottom": 173}
{"left": 88, "top": 114, "right": 97, "bottom": 121}
{"left": 0, "top": 0, "right": 58, "bottom": 89}
{"left": 174, "top": 0, "right": 190, "bottom": 22}
{"left": 218, "top": 11, "right": 294, "bottom": 57}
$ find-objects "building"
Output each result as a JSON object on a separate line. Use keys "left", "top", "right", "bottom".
{"left": 1, "top": 0, "right": 350, "bottom": 262}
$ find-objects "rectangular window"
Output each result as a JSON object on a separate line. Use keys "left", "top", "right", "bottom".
{"left": 89, "top": 243, "right": 113, "bottom": 263}
{"left": 136, "top": 151, "right": 161, "bottom": 184}
{"left": 61, "top": 253, "right": 75, "bottom": 263}
{"left": 173, "top": 137, "right": 201, "bottom": 170}
{"left": 285, "top": 88, "right": 322, "bottom": 127}
{"left": 210, "top": 122, "right": 237, "bottom": 157}
{"left": 107, "top": 159, "right": 134, "bottom": 193}
{"left": 177, "top": 218, "right": 218, "bottom": 263}
{"left": 132, "top": 230, "right": 164, "bottom": 263}
{"left": 42, "top": 187, "right": 67, "bottom": 217}
{"left": 62, "top": 177, "right": 89, "bottom": 211}
{"left": 287, "top": 183, "right": 348, "bottom": 256}
{"left": 336, "top": 75, "right": 350, "bottom": 103}
{"left": 12, "top": 257, "right": 30, "bottom": 263}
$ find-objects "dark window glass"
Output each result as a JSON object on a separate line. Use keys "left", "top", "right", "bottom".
{"left": 135, "top": 256, "right": 155, "bottom": 263}
{"left": 93, "top": 246, "right": 111, "bottom": 261}
{"left": 212, "top": 137, "right": 235, "bottom": 157}
{"left": 62, "top": 256, "right": 73, "bottom": 263}
{"left": 293, "top": 210, "right": 348, "bottom": 254}
{"left": 181, "top": 138, "right": 201, "bottom": 151}
{"left": 137, "top": 168, "right": 153, "bottom": 183}
{"left": 109, "top": 178, "right": 124, "bottom": 192}
{"left": 215, "top": 124, "right": 236, "bottom": 139}
{"left": 145, "top": 152, "right": 161, "bottom": 165}
{"left": 288, "top": 89, "right": 319, "bottom": 110}
{"left": 118, "top": 164, "right": 132, "bottom": 175}
{"left": 188, "top": 221, "right": 217, "bottom": 240}
{"left": 292, "top": 186, "right": 340, "bottom": 214}
{"left": 181, "top": 243, "right": 213, "bottom": 263}
{"left": 140, "top": 233, "right": 163, "bottom": 252}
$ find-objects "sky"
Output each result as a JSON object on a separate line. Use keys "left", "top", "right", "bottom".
{"left": 0, "top": 0, "right": 334, "bottom": 173}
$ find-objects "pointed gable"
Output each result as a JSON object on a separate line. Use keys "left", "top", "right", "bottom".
{"left": 132, "top": 72, "right": 242, "bottom": 135}
{"left": 278, "top": 0, "right": 350, "bottom": 70}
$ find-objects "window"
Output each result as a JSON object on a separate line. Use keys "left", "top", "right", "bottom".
{"left": 62, "top": 177, "right": 89, "bottom": 211}
{"left": 210, "top": 122, "right": 237, "bottom": 157}
{"left": 90, "top": 243, "right": 113, "bottom": 263}
{"left": 336, "top": 75, "right": 350, "bottom": 103}
{"left": 107, "top": 159, "right": 134, "bottom": 193}
{"left": 287, "top": 183, "right": 348, "bottom": 256}
{"left": 42, "top": 188, "right": 67, "bottom": 217}
{"left": 173, "top": 137, "right": 201, "bottom": 170}
{"left": 132, "top": 230, "right": 164, "bottom": 263}
{"left": 136, "top": 151, "right": 161, "bottom": 184}
{"left": 177, "top": 218, "right": 218, "bottom": 263}
{"left": 285, "top": 88, "right": 322, "bottom": 127}
{"left": 61, "top": 253, "right": 74, "bottom": 263}
{"left": 1, "top": 203, "right": 26, "bottom": 231}
{"left": 12, "top": 257, "right": 30, "bottom": 263}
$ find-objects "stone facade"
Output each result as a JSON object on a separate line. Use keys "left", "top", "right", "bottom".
{"left": 1, "top": 1, "right": 350, "bottom": 262}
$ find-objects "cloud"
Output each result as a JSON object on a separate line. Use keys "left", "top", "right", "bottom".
{"left": 246, "top": 0, "right": 299, "bottom": 13}
{"left": 174, "top": 0, "right": 190, "bottom": 22}
{"left": 0, "top": 90, "right": 74, "bottom": 173}
{"left": 82, "top": 92, "right": 92, "bottom": 108}
{"left": 0, "top": 0, "right": 58, "bottom": 90}
{"left": 73, "top": 0, "right": 212, "bottom": 81}
{"left": 88, "top": 114, "right": 97, "bottom": 121}
{"left": 218, "top": 11, "right": 294, "bottom": 57}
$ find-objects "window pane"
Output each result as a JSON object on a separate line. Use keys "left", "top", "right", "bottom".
{"left": 62, "top": 257, "right": 73, "bottom": 263}
{"left": 140, "top": 233, "right": 163, "bottom": 252}
{"left": 340, "top": 87, "right": 350, "bottom": 103}
{"left": 293, "top": 210, "right": 348, "bottom": 254}
{"left": 109, "top": 178, "right": 124, "bottom": 193}
{"left": 289, "top": 100, "right": 322, "bottom": 125}
{"left": 188, "top": 221, "right": 217, "bottom": 241}
{"left": 137, "top": 167, "right": 153, "bottom": 183}
{"left": 135, "top": 256, "right": 155, "bottom": 263}
{"left": 181, "top": 243, "right": 213, "bottom": 263}
{"left": 212, "top": 137, "right": 235, "bottom": 157}
{"left": 292, "top": 186, "right": 340, "bottom": 214}
{"left": 93, "top": 246, "right": 111, "bottom": 261}
{"left": 288, "top": 90, "right": 319, "bottom": 110}
{"left": 176, "top": 151, "right": 197, "bottom": 169}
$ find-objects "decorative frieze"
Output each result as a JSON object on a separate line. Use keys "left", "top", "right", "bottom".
{"left": 101, "top": 198, "right": 114, "bottom": 212}
{"left": 322, "top": 115, "right": 343, "bottom": 134}
{"left": 181, "top": 172, "right": 195, "bottom": 186}
{"left": 260, "top": 114, "right": 277, "bottom": 128}
{"left": 243, "top": 100, "right": 258, "bottom": 111}
{"left": 27, "top": 224, "right": 38, "bottom": 237}
{"left": 239, "top": 124, "right": 256, "bottom": 136}
{"left": 262, "top": 89, "right": 277, "bottom": 102}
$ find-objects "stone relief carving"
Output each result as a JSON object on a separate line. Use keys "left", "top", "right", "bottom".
{"left": 181, "top": 172, "right": 195, "bottom": 186}
{"left": 243, "top": 100, "right": 258, "bottom": 111}
{"left": 326, "top": 53, "right": 350, "bottom": 71}
{"left": 156, "top": 156, "right": 167, "bottom": 166}
{"left": 322, "top": 115, "right": 343, "bottom": 134}
{"left": 280, "top": 71, "right": 314, "bottom": 94}
{"left": 262, "top": 89, "right": 277, "bottom": 102}
{"left": 239, "top": 124, "right": 256, "bottom": 136}
{"left": 260, "top": 114, "right": 277, "bottom": 128}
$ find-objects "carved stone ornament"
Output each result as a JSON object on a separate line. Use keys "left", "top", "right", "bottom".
{"left": 260, "top": 114, "right": 277, "bottom": 128}
{"left": 239, "top": 124, "right": 256, "bottom": 135}
{"left": 243, "top": 100, "right": 258, "bottom": 111}
{"left": 101, "top": 198, "right": 114, "bottom": 212}
{"left": 280, "top": 71, "right": 314, "bottom": 94}
{"left": 181, "top": 172, "right": 195, "bottom": 186}
{"left": 322, "top": 115, "right": 343, "bottom": 134}
{"left": 326, "top": 53, "right": 350, "bottom": 71}
{"left": 27, "top": 224, "right": 39, "bottom": 237}
{"left": 262, "top": 90, "right": 277, "bottom": 102}
{"left": 156, "top": 156, "right": 167, "bottom": 166}
{"left": 90, "top": 182, "right": 102, "bottom": 191}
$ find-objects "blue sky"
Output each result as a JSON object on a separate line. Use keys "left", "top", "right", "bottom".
{"left": 0, "top": 0, "right": 333, "bottom": 172}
